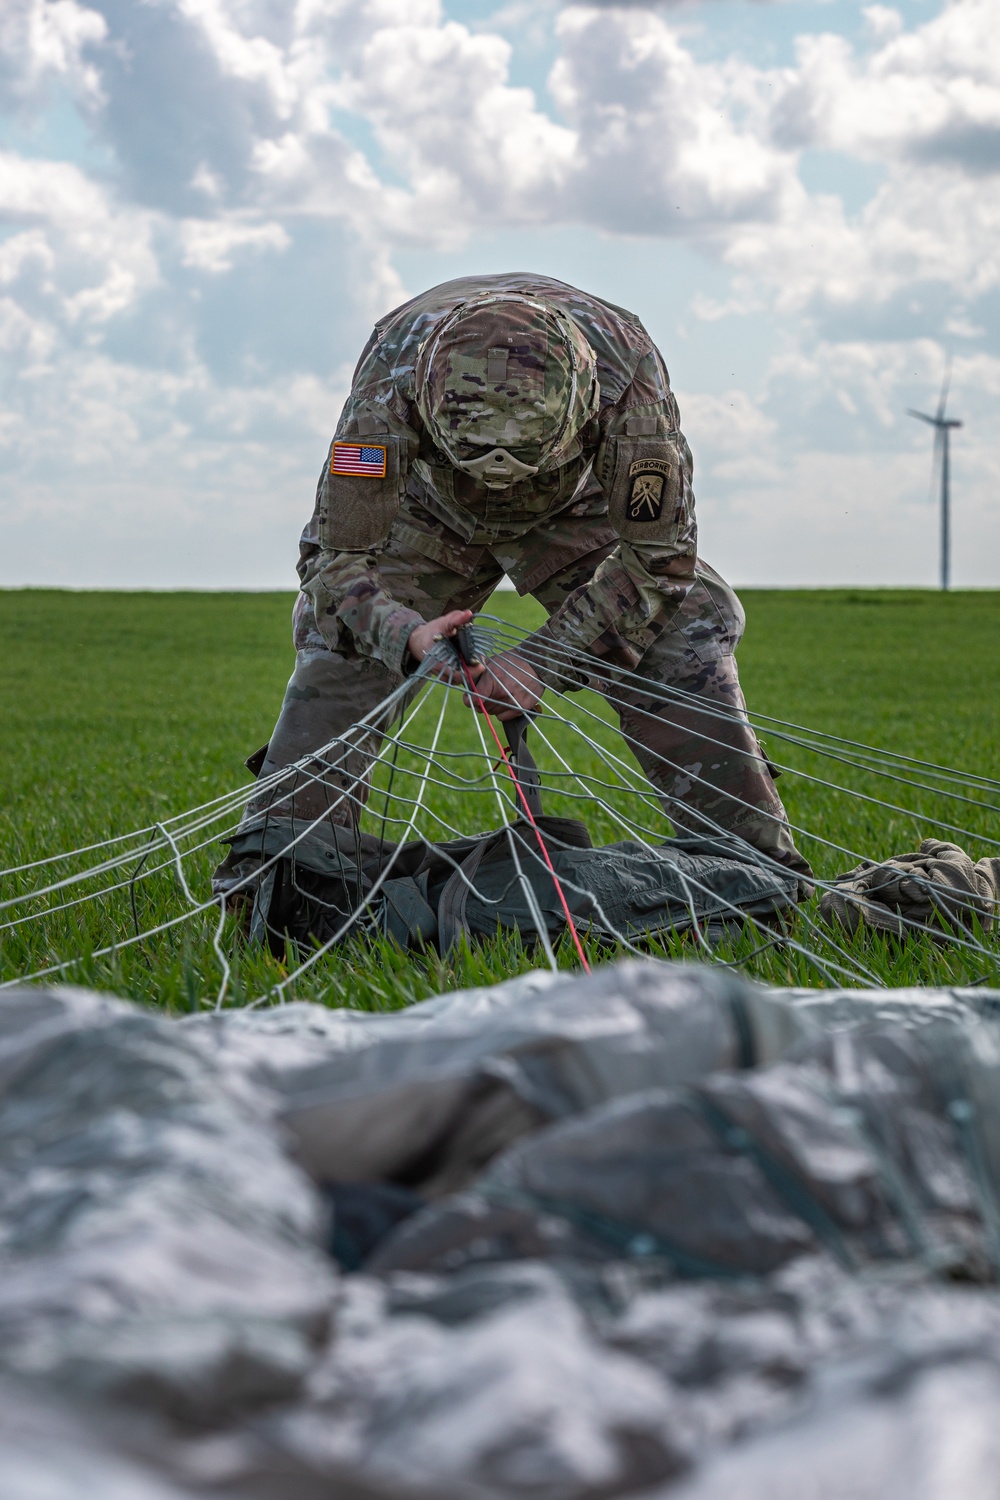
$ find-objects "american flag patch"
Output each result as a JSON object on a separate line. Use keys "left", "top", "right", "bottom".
{"left": 330, "top": 443, "right": 387, "bottom": 478}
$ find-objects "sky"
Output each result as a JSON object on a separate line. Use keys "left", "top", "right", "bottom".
{"left": 0, "top": 0, "right": 997, "bottom": 591}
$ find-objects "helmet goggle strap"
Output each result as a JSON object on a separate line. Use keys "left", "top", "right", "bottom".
{"left": 454, "top": 447, "right": 540, "bottom": 489}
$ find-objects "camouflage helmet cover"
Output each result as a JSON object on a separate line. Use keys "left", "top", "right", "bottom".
{"left": 414, "top": 292, "right": 600, "bottom": 474}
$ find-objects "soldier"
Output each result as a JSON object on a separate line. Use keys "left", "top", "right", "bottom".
{"left": 215, "top": 273, "right": 812, "bottom": 894}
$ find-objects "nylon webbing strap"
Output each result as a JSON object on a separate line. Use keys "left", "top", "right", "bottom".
{"left": 503, "top": 716, "right": 543, "bottom": 819}
{"left": 436, "top": 839, "right": 491, "bottom": 954}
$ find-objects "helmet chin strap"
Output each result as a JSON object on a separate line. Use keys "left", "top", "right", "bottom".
{"left": 454, "top": 447, "right": 540, "bottom": 489}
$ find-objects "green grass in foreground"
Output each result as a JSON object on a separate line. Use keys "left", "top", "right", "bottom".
{"left": 1, "top": 587, "right": 998, "bottom": 1010}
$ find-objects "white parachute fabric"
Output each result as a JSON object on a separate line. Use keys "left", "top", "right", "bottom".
{"left": 6, "top": 962, "right": 1000, "bottom": 1498}
{"left": 0, "top": 985, "right": 334, "bottom": 1424}
{"left": 189, "top": 962, "right": 806, "bottom": 1186}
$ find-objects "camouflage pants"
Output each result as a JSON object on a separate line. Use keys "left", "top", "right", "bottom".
{"left": 240, "top": 523, "right": 808, "bottom": 879}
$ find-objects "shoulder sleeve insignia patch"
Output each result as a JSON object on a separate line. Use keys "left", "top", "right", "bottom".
{"left": 331, "top": 443, "right": 387, "bottom": 478}
{"left": 627, "top": 457, "right": 671, "bottom": 522}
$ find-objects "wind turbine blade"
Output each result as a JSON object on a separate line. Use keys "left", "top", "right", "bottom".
{"left": 907, "top": 408, "right": 937, "bottom": 426}
{"left": 936, "top": 358, "right": 952, "bottom": 423}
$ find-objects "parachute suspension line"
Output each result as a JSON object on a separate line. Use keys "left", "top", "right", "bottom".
{"left": 0, "top": 664, "right": 430, "bottom": 888}
{"left": 478, "top": 614, "right": 1000, "bottom": 797}
{"left": 157, "top": 817, "right": 230, "bottom": 1009}
{"left": 236, "top": 674, "right": 450, "bottom": 999}
{"left": 259, "top": 650, "right": 454, "bottom": 1006}
{"left": 1, "top": 894, "right": 213, "bottom": 991}
{"left": 0, "top": 671, "right": 445, "bottom": 991}
{"left": 509, "top": 651, "right": 881, "bottom": 990}
{"left": 517, "top": 729, "right": 847, "bottom": 986}
{"left": 3, "top": 618, "right": 998, "bottom": 999}
{"left": 494, "top": 642, "right": 1000, "bottom": 945}
{"left": 2, "top": 672, "right": 441, "bottom": 934}
{"left": 503, "top": 633, "right": 1000, "bottom": 855}
{"left": 480, "top": 647, "right": 966, "bottom": 980}
{"left": 459, "top": 671, "right": 561, "bottom": 974}
{"left": 532, "top": 658, "right": 999, "bottom": 969}
{"left": 258, "top": 636, "right": 1000, "bottom": 984}
{"left": 408, "top": 669, "right": 833, "bottom": 983}
{"left": 494, "top": 655, "right": 881, "bottom": 989}
{"left": 274, "top": 739, "right": 551, "bottom": 956}
{"left": 459, "top": 659, "right": 591, "bottom": 975}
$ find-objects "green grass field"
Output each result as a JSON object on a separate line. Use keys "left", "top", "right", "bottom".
{"left": 1, "top": 587, "right": 998, "bottom": 1010}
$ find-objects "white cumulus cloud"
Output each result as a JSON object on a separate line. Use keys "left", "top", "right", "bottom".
{"left": 0, "top": 0, "right": 106, "bottom": 106}
{"left": 0, "top": 0, "right": 996, "bottom": 587}
{"left": 179, "top": 217, "right": 290, "bottom": 273}
{"left": 771, "top": 0, "right": 1000, "bottom": 173}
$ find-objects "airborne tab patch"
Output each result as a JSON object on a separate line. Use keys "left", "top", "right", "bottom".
{"left": 331, "top": 443, "right": 387, "bottom": 478}
{"left": 627, "top": 457, "right": 671, "bottom": 522}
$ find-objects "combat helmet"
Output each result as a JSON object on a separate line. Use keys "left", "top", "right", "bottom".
{"left": 415, "top": 292, "right": 600, "bottom": 489}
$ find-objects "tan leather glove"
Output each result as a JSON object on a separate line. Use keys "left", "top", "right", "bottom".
{"left": 819, "top": 839, "right": 1000, "bottom": 939}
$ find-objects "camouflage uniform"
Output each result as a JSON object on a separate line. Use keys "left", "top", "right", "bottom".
{"left": 243, "top": 274, "right": 810, "bottom": 880}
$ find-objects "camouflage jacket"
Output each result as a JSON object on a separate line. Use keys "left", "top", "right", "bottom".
{"left": 298, "top": 274, "right": 698, "bottom": 685}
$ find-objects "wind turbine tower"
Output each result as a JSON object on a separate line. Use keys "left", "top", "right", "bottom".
{"left": 908, "top": 370, "right": 963, "bottom": 591}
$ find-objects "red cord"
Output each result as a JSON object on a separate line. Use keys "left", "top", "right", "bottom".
{"left": 460, "top": 662, "right": 592, "bottom": 974}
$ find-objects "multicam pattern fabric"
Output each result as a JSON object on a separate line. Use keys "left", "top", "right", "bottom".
{"left": 267, "top": 558, "right": 808, "bottom": 882}
{"left": 414, "top": 291, "right": 600, "bottom": 469}
{"left": 301, "top": 272, "right": 697, "bottom": 681}
{"left": 255, "top": 274, "right": 810, "bottom": 873}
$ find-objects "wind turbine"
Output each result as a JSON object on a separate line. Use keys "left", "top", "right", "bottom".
{"left": 908, "top": 368, "right": 963, "bottom": 591}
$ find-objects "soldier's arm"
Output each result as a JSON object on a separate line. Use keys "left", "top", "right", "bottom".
{"left": 299, "top": 545, "right": 426, "bottom": 676}
{"left": 297, "top": 359, "right": 426, "bottom": 675}
{"left": 526, "top": 347, "right": 698, "bottom": 687}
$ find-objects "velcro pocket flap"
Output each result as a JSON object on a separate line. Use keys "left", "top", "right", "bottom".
{"left": 603, "top": 436, "right": 683, "bottom": 545}
{"left": 391, "top": 519, "right": 486, "bottom": 576}
{"left": 318, "top": 435, "right": 402, "bottom": 552}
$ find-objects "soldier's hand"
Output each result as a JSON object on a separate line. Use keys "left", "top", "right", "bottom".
{"left": 464, "top": 651, "right": 543, "bottom": 722}
{"left": 407, "top": 609, "right": 474, "bottom": 674}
